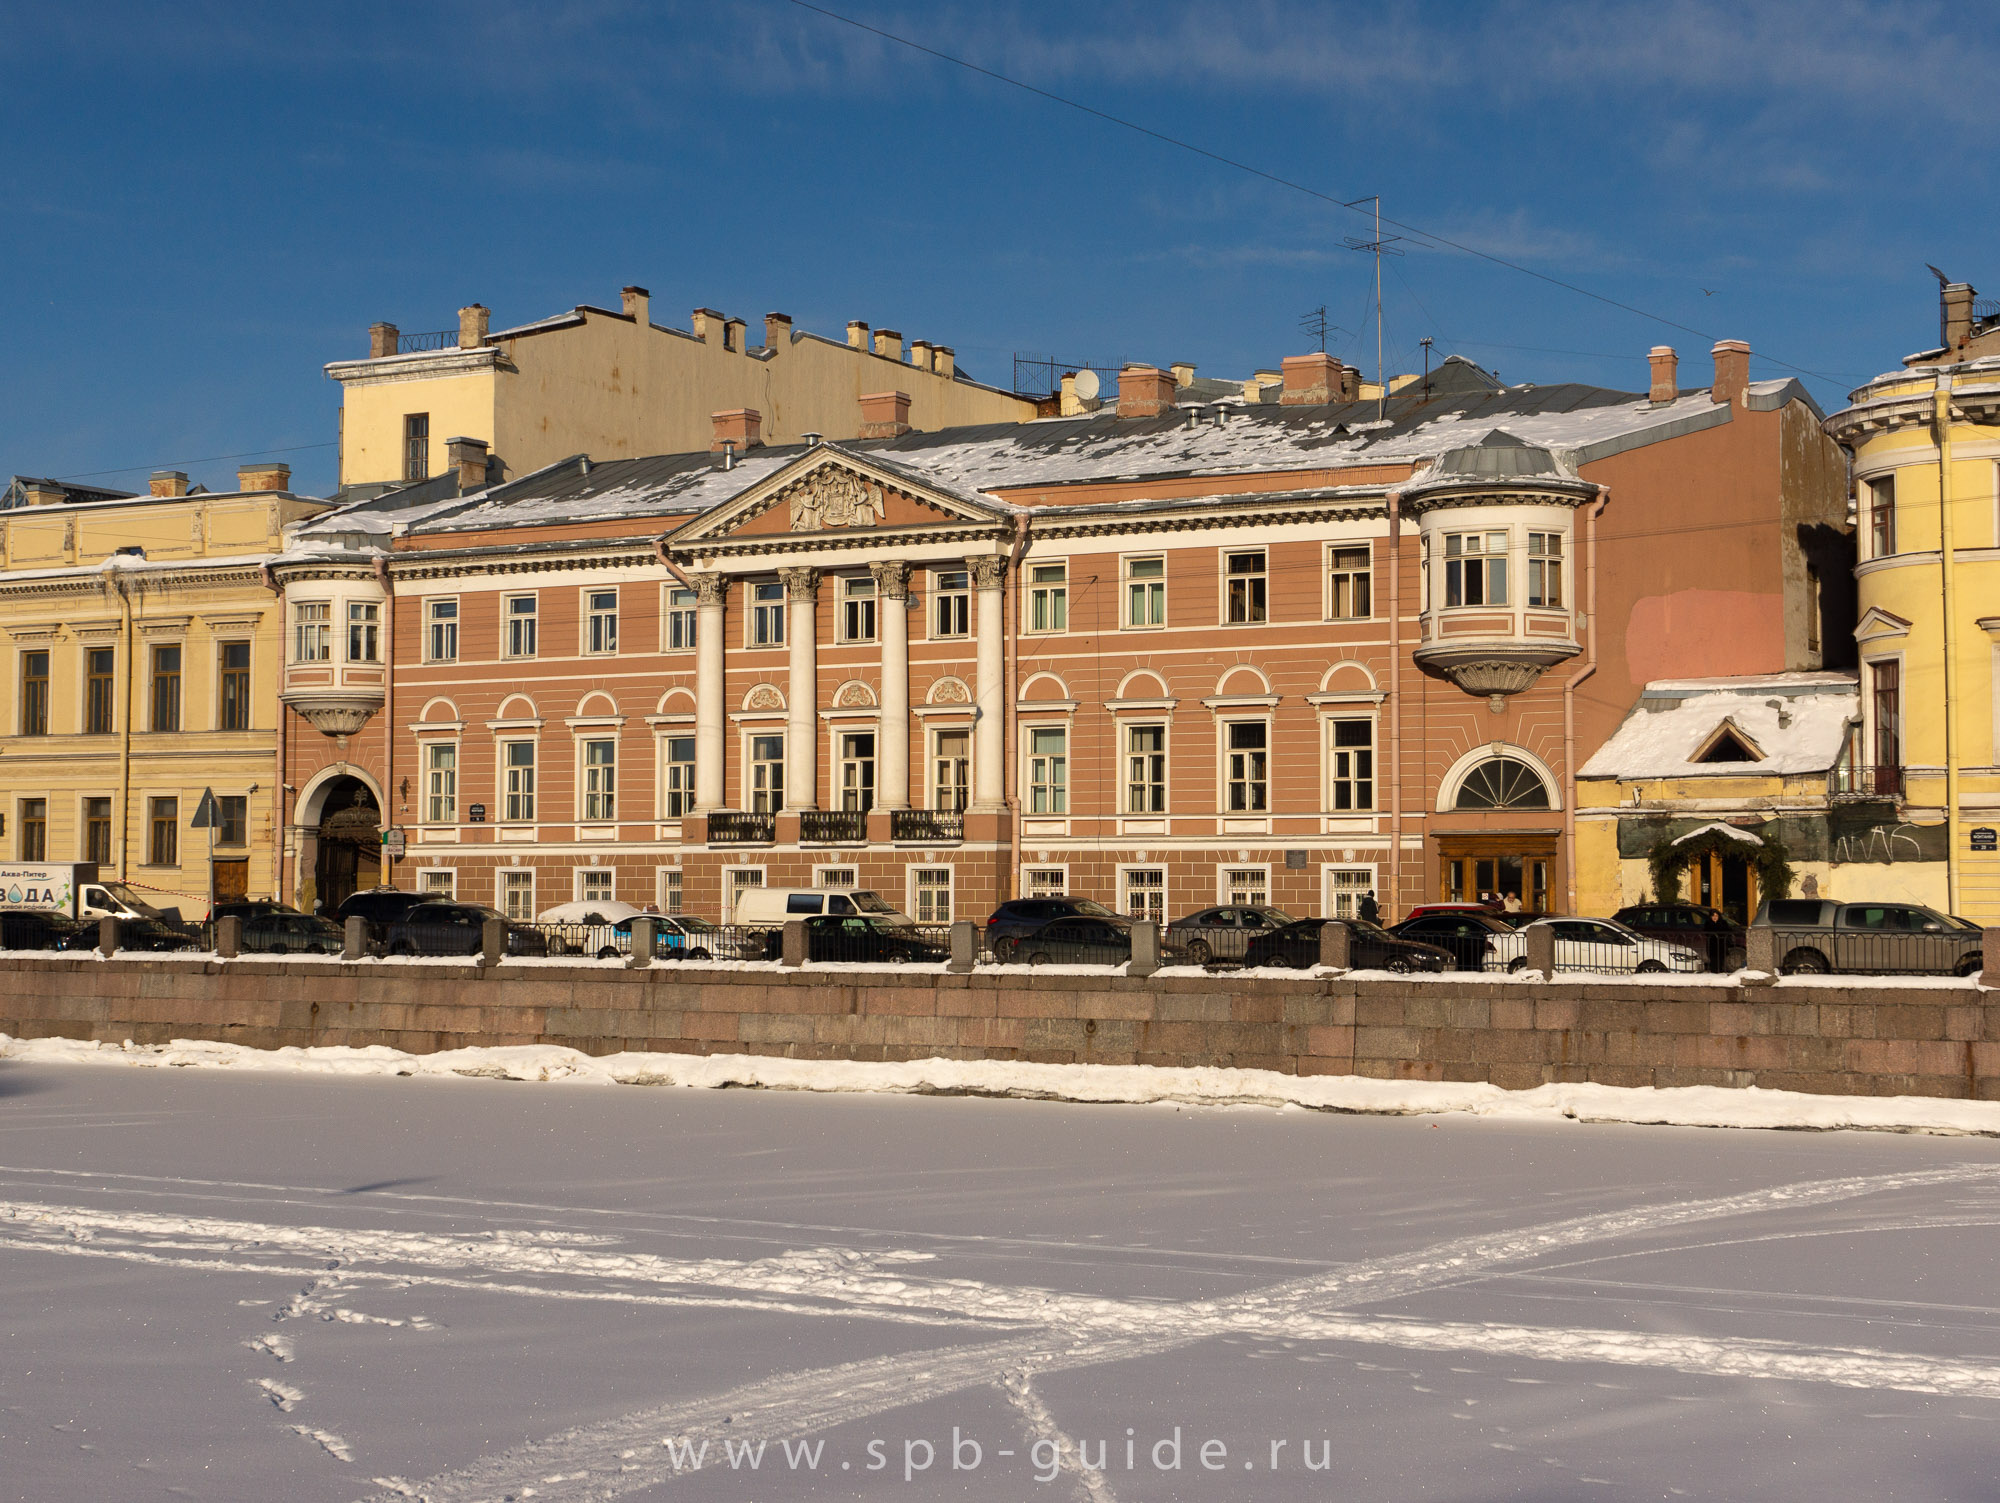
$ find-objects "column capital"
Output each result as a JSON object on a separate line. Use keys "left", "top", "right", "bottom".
{"left": 692, "top": 573, "right": 732, "bottom": 606}
{"left": 869, "top": 559, "right": 912, "bottom": 601}
{"left": 778, "top": 565, "right": 821, "bottom": 600}
{"left": 966, "top": 555, "right": 1009, "bottom": 591}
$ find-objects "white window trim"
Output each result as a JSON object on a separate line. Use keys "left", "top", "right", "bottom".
{"left": 1216, "top": 713, "right": 1274, "bottom": 815}
{"left": 581, "top": 586, "right": 620, "bottom": 657}
{"left": 927, "top": 723, "right": 974, "bottom": 812}
{"left": 1323, "top": 863, "right": 1378, "bottom": 920}
{"left": 662, "top": 583, "right": 698, "bottom": 653}
{"left": 1021, "top": 721, "right": 1071, "bottom": 817}
{"left": 1216, "top": 862, "right": 1273, "bottom": 906}
{"left": 575, "top": 733, "right": 619, "bottom": 823}
{"left": 1864, "top": 652, "right": 1905, "bottom": 771}
{"left": 656, "top": 866, "right": 684, "bottom": 914}
{"left": 907, "top": 863, "right": 956, "bottom": 925}
{"left": 742, "top": 727, "right": 786, "bottom": 813}
{"left": 498, "top": 736, "right": 538, "bottom": 824}
{"left": 1120, "top": 550, "right": 1167, "bottom": 631}
{"left": 1122, "top": 719, "right": 1170, "bottom": 816}
{"left": 1020, "top": 864, "right": 1069, "bottom": 900}
{"left": 928, "top": 567, "right": 972, "bottom": 641}
{"left": 502, "top": 593, "right": 538, "bottom": 660}
{"left": 813, "top": 864, "right": 859, "bottom": 889}
{"left": 344, "top": 600, "right": 381, "bottom": 664}
{"left": 420, "top": 738, "right": 461, "bottom": 826}
{"left": 1022, "top": 556, "right": 1070, "bottom": 635}
{"left": 1324, "top": 540, "right": 1376, "bottom": 622}
{"left": 830, "top": 722, "right": 880, "bottom": 813}
{"left": 1438, "top": 526, "right": 1514, "bottom": 611}
{"left": 1318, "top": 709, "right": 1379, "bottom": 814}
{"left": 145, "top": 638, "right": 186, "bottom": 733}
{"left": 838, "top": 574, "right": 878, "bottom": 645}
{"left": 724, "top": 865, "right": 768, "bottom": 923}
{"left": 1116, "top": 863, "right": 1168, "bottom": 923}
{"left": 655, "top": 725, "right": 698, "bottom": 821}
{"left": 416, "top": 866, "right": 457, "bottom": 899}
{"left": 745, "top": 580, "right": 787, "bottom": 650}
{"left": 422, "top": 596, "right": 460, "bottom": 663}
{"left": 497, "top": 868, "right": 536, "bottom": 920}
{"left": 574, "top": 866, "right": 616, "bottom": 903}
{"left": 292, "top": 600, "right": 333, "bottom": 665}
{"left": 1220, "top": 547, "right": 1269, "bottom": 626}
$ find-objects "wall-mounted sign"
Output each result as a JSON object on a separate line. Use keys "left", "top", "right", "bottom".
{"left": 469, "top": 803, "right": 488, "bottom": 824}
{"left": 1973, "top": 827, "right": 1998, "bottom": 852}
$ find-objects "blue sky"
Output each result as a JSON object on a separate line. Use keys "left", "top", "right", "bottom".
{"left": 3, "top": 1, "right": 1991, "bottom": 497}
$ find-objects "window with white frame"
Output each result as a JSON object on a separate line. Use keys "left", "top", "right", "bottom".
{"left": 1527, "top": 532, "right": 1564, "bottom": 608}
{"left": 749, "top": 733, "right": 784, "bottom": 813}
{"left": 505, "top": 594, "right": 537, "bottom": 658}
{"left": 749, "top": 581, "right": 785, "bottom": 646}
{"left": 1327, "top": 718, "right": 1374, "bottom": 810}
{"left": 1123, "top": 867, "right": 1165, "bottom": 924}
{"left": 933, "top": 728, "right": 970, "bottom": 811}
{"left": 426, "top": 599, "right": 459, "bottom": 662}
{"left": 1125, "top": 724, "right": 1166, "bottom": 812}
{"left": 1444, "top": 532, "right": 1508, "bottom": 607}
{"left": 1223, "top": 867, "right": 1268, "bottom": 906}
{"left": 1027, "top": 563, "right": 1067, "bottom": 632}
{"left": 1325, "top": 867, "right": 1374, "bottom": 920}
{"left": 665, "top": 588, "right": 696, "bottom": 651}
{"left": 294, "top": 602, "right": 330, "bottom": 663}
{"left": 840, "top": 576, "right": 877, "bottom": 643}
{"left": 502, "top": 740, "right": 536, "bottom": 822}
{"left": 1225, "top": 721, "right": 1268, "bottom": 811}
{"left": 499, "top": 869, "right": 534, "bottom": 921}
{"left": 815, "top": 866, "right": 857, "bottom": 889}
{"left": 662, "top": 735, "right": 696, "bottom": 817}
{"left": 838, "top": 731, "right": 875, "bottom": 812}
{"left": 1027, "top": 727, "right": 1067, "bottom": 813}
{"left": 419, "top": 868, "right": 457, "bottom": 898}
{"left": 1868, "top": 475, "right": 1895, "bottom": 559}
{"left": 1023, "top": 867, "right": 1067, "bottom": 899}
{"left": 577, "top": 868, "right": 613, "bottom": 904}
{"left": 1225, "top": 550, "right": 1267, "bottom": 623}
{"left": 585, "top": 589, "right": 618, "bottom": 655}
{"left": 931, "top": 570, "right": 970, "bottom": 638}
{"left": 581, "top": 738, "right": 616, "bottom": 820}
{"left": 1124, "top": 556, "right": 1165, "bottom": 628}
{"left": 347, "top": 601, "right": 379, "bottom": 662}
{"left": 1328, "top": 546, "right": 1371, "bottom": 619}
{"left": 911, "top": 866, "right": 952, "bottom": 924}
{"left": 423, "top": 742, "right": 457, "bottom": 823}
{"left": 658, "top": 868, "right": 684, "bottom": 914}
{"left": 726, "top": 866, "right": 764, "bottom": 921}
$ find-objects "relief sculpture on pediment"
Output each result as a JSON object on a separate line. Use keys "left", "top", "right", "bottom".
{"left": 789, "top": 467, "right": 882, "bottom": 531}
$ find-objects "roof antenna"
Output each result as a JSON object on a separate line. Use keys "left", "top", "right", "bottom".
{"left": 1420, "top": 336, "right": 1433, "bottom": 398}
{"left": 1344, "top": 196, "right": 1404, "bottom": 422}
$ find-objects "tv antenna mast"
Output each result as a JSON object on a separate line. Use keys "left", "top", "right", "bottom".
{"left": 1298, "top": 305, "right": 1339, "bottom": 353}
{"left": 1344, "top": 196, "right": 1403, "bottom": 420}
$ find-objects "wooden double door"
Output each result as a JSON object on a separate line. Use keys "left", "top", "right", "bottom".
{"left": 1437, "top": 835, "right": 1557, "bottom": 916}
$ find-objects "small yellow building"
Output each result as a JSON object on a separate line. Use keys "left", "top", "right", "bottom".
{"left": 1825, "top": 275, "right": 2000, "bottom": 922}
{"left": 0, "top": 466, "right": 327, "bottom": 916}
{"left": 326, "top": 287, "right": 1039, "bottom": 492}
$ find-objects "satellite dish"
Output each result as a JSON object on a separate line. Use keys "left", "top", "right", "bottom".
{"left": 1072, "top": 369, "right": 1100, "bottom": 401}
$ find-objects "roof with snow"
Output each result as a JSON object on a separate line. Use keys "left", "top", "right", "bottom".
{"left": 1579, "top": 673, "right": 1858, "bottom": 781}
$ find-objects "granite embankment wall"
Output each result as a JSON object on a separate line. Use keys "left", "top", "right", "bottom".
{"left": 4, "top": 956, "right": 2000, "bottom": 1099}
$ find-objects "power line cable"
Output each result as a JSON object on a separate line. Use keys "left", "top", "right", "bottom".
{"left": 55, "top": 441, "right": 338, "bottom": 483}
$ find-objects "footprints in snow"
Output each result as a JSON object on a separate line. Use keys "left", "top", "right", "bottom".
{"left": 254, "top": 1379, "right": 305, "bottom": 1412}
{"left": 290, "top": 1426, "right": 355, "bottom": 1462}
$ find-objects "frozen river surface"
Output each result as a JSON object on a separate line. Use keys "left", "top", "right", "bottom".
{"left": 4, "top": 1059, "right": 2000, "bottom": 1501}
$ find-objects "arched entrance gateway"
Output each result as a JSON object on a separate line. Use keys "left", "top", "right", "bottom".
{"left": 1433, "top": 749, "right": 1562, "bottom": 915}
{"left": 299, "top": 775, "right": 382, "bottom": 914}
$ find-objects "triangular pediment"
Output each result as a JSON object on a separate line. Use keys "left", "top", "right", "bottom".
{"left": 663, "top": 445, "right": 1005, "bottom": 555}
{"left": 1854, "top": 606, "right": 1911, "bottom": 643}
{"left": 1692, "top": 718, "right": 1764, "bottom": 764}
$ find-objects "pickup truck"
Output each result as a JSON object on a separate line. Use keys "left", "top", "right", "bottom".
{"left": 1752, "top": 899, "right": 1984, "bottom": 977}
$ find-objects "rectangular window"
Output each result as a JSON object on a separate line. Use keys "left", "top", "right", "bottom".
{"left": 659, "top": 869, "right": 684, "bottom": 915}
{"left": 663, "top": 736, "right": 696, "bottom": 817}
{"left": 1226, "top": 551, "right": 1268, "bottom": 624}
{"left": 217, "top": 794, "right": 247, "bottom": 846}
{"left": 404, "top": 412, "right": 429, "bottom": 482}
{"left": 1028, "top": 727, "right": 1067, "bottom": 814}
{"left": 749, "top": 582, "right": 786, "bottom": 647}
{"left": 912, "top": 867, "right": 952, "bottom": 924}
{"left": 664, "top": 588, "right": 696, "bottom": 651}
{"left": 499, "top": 870, "right": 535, "bottom": 922}
{"left": 1226, "top": 721, "right": 1268, "bottom": 811}
{"left": 585, "top": 589, "right": 618, "bottom": 655}
{"left": 502, "top": 740, "right": 536, "bottom": 822}
{"left": 1123, "top": 867, "right": 1165, "bottom": 924}
{"left": 750, "top": 734, "right": 784, "bottom": 813}
{"left": 504, "top": 595, "right": 537, "bottom": 659}
{"left": 1806, "top": 565, "right": 1821, "bottom": 653}
{"left": 816, "top": 866, "right": 858, "bottom": 890}
{"left": 1024, "top": 868, "right": 1067, "bottom": 900}
{"left": 932, "top": 570, "right": 970, "bottom": 638}
{"left": 1328, "top": 718, "right": 1374, "bottom": 810}
{"left": 1126, "top": 724, "right": 1166, "bottom": 813}
{"left": 1224, "top": 866, "right": 1268, "bottom": 907}
{"left": 1444, "top": 531, "right": 1509, "bottom": 608}
{"left": 150, "top": 645, "right": 181, "bottom": 732}
{"left": 424, "top": 742, "right": 457, "bottom": 823}
{"left": 838, "top": 731, "right": 876, "bottom": 812}
{"left": 1871, "top": 659, "right": 1901, "bottom": 770}
{"left": 419, "top": 868, "right": 456, "bottom": 898}
{"left": 1028, "top": 563, "right": 1067, "bottom": 633}
{"left": 86, "top": 648, "right": 115, "bottom": 734}
{"left": 582, "top": 738, "right": 617, "bottom": 821}
{"left": 1326, "top": 867, "right": 1373, "bottom": 920}
{"left": 933, "top": 728, "right": 970, "bottom": 811}
{"left": 426, "top": 599, "right": 459, "bottom": 662}
{"left": 1124, "top": 556, "right": 1165, "bottom": 628}
{"left": 347, "top": 602, "right": 379, "bottom": 662}
{"left": 218, "top": 641, "right": 251, "bottom": 730}
{"left": 841, "top": 576, "right": 877, "bottom": 644}
{"left": 294, "top": 602, "right": 330, "bottom": 663}
{"left": 578, "top": 868, "right": 613, "bottom": 904}
{"left": 1527, "top": 532, "right": 1564, "bottom": 608}
{"left": 149, "top": 796, "right": 178, "bottom": 866}
{"left": 19, "top": 651, "right": 48, "bottom": 736}
{"left": 1868, "top": 476, "right": 1895, "bottom": 558}
{"left": 20, "top": 799, "right": 46, "bottom": 861}
{"left": 84, "top": 797, "right": 111, "bottom": 865}
{"left": 726, "top": 867, "right": 764, "bottom": 922}
{"left": 1328, "top": 546, "right": 1372, "bottom": 619}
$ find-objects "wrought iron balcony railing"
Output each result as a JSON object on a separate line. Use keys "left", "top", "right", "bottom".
{"left": 890, "top": 808, "right": 964, "bottom": 843}
{"left": 707, "top": 810, "right": 776, "bottom": 844}
{"left": 1829, "top": 764, "right": 1904, "bottom": 799}
{"left": 800, "top": 809, "right": 868, "bottom": 844}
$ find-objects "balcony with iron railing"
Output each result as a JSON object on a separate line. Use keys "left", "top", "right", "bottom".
{"left": 707, "top": 810, "right": 776, "bottom": 844}
{"left": 800, "top": 809, "right": 869, "bottom": 844}
{"left": 1830, "top": 763, "right": 1904, "bottom": 799}
{"left": 890, "top": 808, "right": 964, "bottom": 843}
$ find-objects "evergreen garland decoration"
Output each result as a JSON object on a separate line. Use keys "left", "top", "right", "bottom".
{"left": 1647, "top": 824, "right": 1793, "bottom": 905}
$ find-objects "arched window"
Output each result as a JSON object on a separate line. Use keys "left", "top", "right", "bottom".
{"left": 1454, "top": 757, "right": 1551, "bottom": 810}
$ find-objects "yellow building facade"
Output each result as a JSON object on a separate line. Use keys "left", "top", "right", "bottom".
{"left": 1825, "top": 277, "right": 2000, "bottom": 922}
{"left": 0, "top": 467, "right": 326, "bottom": 916}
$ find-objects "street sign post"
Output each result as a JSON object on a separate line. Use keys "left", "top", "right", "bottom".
{"left": 191, "top": 788, "right": 218, "bottom": 921}
{"left": 382, "top": 827, "right": 407, "bottom": 862}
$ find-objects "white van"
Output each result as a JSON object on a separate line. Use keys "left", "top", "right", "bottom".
{"left": 730, "top": 887, "right": 915, "bottom": 928}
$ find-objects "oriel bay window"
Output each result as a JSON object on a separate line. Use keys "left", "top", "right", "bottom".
{"left": 1126, "top": 724, "right": 1166, "bottom": 812}
{"left": 1328, "top": 546, "right": 1371, "bottom": 619}
{"left": 838, "top": 731, "right": 876, "bottom": 811}
{"left": 424, "top": 743, "right": 457, "bottom": 823}
{"left": 1124, "top": 556, "right": 1165, "bottom": 627}
{"left": 1225, "top": 550, "right": 1267, "bottom": 623}
{"left": 19, "top": 651, "right": 47, "bottom": 735}
{"left": 931, "top": 571, "right": 970, "bottom": 638}
{"left": 294, "top": 602, "right": 330, "bottom": 663}
{"left": 502, "top": 741, "right": 536, "bottom": 822}
{"left": 933, "top": 728, "right": 969, "bottom": 810}
{"left": 1527, "top": 532, "right": 1564, "bottom": 608}
{"left": 150, "top": 645, "right": 181, "bottom": 732}
{"left": 218, "top": 642, "right": 251, "bottom": 730}
{"left": 1225, "top": 721, "right": 1268, "bottom": 811}
{"left": 662, "top": 736, "right": 696, "bottom": 817}
{"left": 1027, "top": 727, "right": 1067, "bottom": 813}
{"left": 1027, "top": 563, "right": 1067, "bottom": 632}
{"left": 581, "top": 738, "right": 617, "bottom": 821}
{"left": 1444, "top": 532, "right": 1507, "bottom": 607}
{"left": 749, "top": 734, "right": 785, "bottom": 812}
{"left": 347, "top": 602, "right": 379, "bottom": 662}
{"left": 840, "top": 576, "right": 877, "bottom": 643}
{"left": 86, "top": 648, "right": 115, "bottom": 734}
{"left": 1327, "top": 718, "right": 1374, "bottom": 810}
{"left": 749, "top": 582, "right": 786, "bottom": 646}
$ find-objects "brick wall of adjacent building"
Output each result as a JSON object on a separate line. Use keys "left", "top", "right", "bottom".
{"left": 3, "top": 959, "right": 1997, "bottom": 1100}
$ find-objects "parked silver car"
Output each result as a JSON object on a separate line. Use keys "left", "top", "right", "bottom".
{"left": 1165, "top": 905, "right": 1298, "bottom": 965}
{"left": 1755, "top": 899, "right": 1984, "bottom": 976}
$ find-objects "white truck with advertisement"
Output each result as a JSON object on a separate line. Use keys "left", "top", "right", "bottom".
{"left": 0, "top": 862, "right": 191, "bottom": 927}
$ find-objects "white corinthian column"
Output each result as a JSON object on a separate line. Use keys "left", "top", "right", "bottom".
{"left": 779, "top": 567, "right": 820, "bottom": 811}
{"left": 693, "top": 573, "right": 729, "bottom": 812}
{"left": 872, "top": 560, "right": 911, "bottom": 810}
{"left": 969, "top": 554, "right": 1008, "bottom": 812}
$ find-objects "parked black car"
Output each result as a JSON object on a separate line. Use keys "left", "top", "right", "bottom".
{"left": 1387, "top": 911, "right": 1519, "bottom": 971}
{"left": 1242, "top": 918, "right": 1453, "bottom": 972}
{"left": 0, "top": 910, "right": 93, "bottom": 951}
{"left": 213, "top": 899, "right": 306, "bottom": 924}
{"left": 1165, "top": 905, "right": 1298, "bottom": 965}
{"left": 801, "top": 915, "right": 950, "bottom": 964}
{"left": 1015, "top": 915, "right": 1133, "bottom": 965}
{"left": 380, "top": 903, "right": 550, "bottom": 958}
{"left": 336, "top": 887, "right": 448, "bottom": 946}
{"left": 1613, "top": 903, "right": 1747, "bottom": 972}
{"left": 239, "top": 911, "right": 345, "bottom": 956}
{"left": 1753, "top": 899, "right": 1983, "bottom": 977}
{"left": 985, "top": 897, "right": 1124, "bottom": 962}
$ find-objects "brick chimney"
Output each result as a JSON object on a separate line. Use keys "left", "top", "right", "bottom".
{"left": 933, "top": 346, "right": 955, "bottom": 378}
{"left": 621, "top": 285, "right": 650, "bottom": 324}
{"left": 1339, "top": 366, "right": 1360, "bottom": 401}
{"left": 710, "top": 409, "right": 763, "bottom": 453}
{"left": 446, "top": 436, "right": 490, "bottom": 492}
{"left": 1170, "top": 362, "right": 1196, "bottom": 386}
{"left": 1710, "top": 339, "right": 1750, "bottom": 406}
{"left": 1280, "top": 352, "right": 1344, "bottom": 406}
{"left": 1116, "top": 364, "right": 1178, "bottom": 419}
{"left": 846, "top": 320, "right": 869, "bottom": 350}
{"left": 1943, "top": 282, "right": 1976, "bottom": 350}
{"left": 765, "top": 312, "right": 793, "bottom": 349}
{"left": 457, "top": 304, "right": 488, "bottom": 350}
{"left": 873, "top": 328, "right": 903, "bottom": 362}
{"left": 22, "top": 481, "right": 65, "bottom": 506}
{"left": 369, "top": 321, "right": 399, "bottom": 358}
{"left": 724, "top": 317, "right": 746, "bottom": 354}
{"left": 149, "top": 470, "right": 189, "bottom": 499}
{"left": 1648, "top": 346, "right": 1679, "bottom": 405}
{"left": 859, "top": 391, "right": 913, "bottom": 439}
{"left": 692, "top": 308, "right": 727, "bottom": 346}
{"left": 237, "top": 462, "right": 291, "bottom": 492}
{"left": 909, "top": 340, "right": 934, "bottom": 374}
